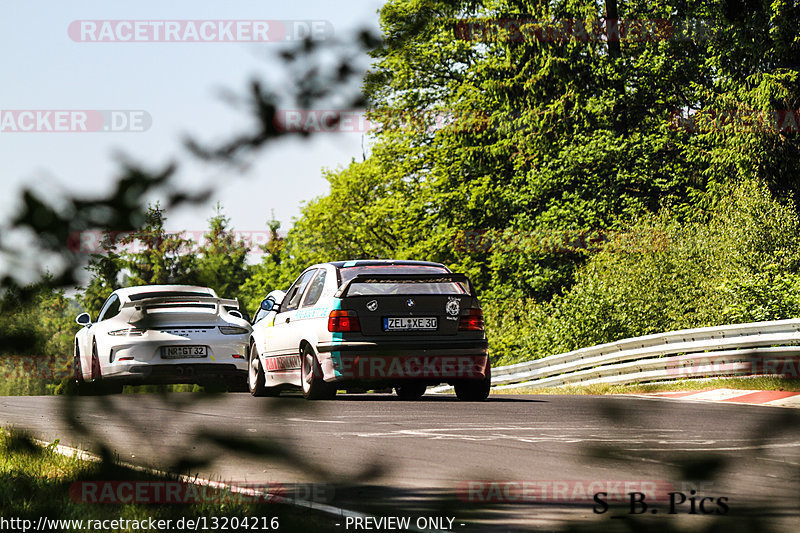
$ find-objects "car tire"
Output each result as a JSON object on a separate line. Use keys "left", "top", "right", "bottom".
{"left": 454, "top": 367, "right": 491, "bottom": 401}
{"left": 74, "top": 341, "right": 84, "bottom": 384}
{"left": 88, "top": 340, "right": 123, "bottom": 395}
{"left": 73, "top": 341, "right": 92, "bottom": 396}
{"left": 91, "top": 340, "right": 102, "bottom": 382}
{"left": 394, "top": 382, "right": 427, "bottom": 400}
{"left": 248, "top": 342, "right": 277, "bottom": 397}
{"left": 301, "top": 345, "right": 335, "bottom": 400}
{"left": 227, "top": 378, "right": 250, "bottom": 393}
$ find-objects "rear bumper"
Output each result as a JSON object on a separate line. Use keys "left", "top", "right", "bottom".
{"left": 102, "top": 336, "right": 249, "bottom": 383}
{"left": 103, "top": 363, "right": 246, "bottom": 385}
{"left": 317, "top": 339, "right": 488, "bottom": 354}
{"left": 106, "top": 336, "right": 249, "bottom": 363}
{"left": 317, "top": 339, "right": 489, "bottom": 383}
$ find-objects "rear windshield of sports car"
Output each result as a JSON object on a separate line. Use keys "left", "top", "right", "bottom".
{"left": 338, "top": 265, "right": 468, "bottom": 296}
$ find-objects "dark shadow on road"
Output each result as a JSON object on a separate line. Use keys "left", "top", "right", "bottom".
{"left": 266, "top": 392, "right": 547, "bottom": 403}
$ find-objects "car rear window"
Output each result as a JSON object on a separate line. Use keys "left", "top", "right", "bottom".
{"left": 338, "top": 265, "right": 468, "bottom": 296}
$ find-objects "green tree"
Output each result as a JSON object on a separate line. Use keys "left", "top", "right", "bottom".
{"left": 193, "top": 204, "right": 251, "bottom": 300}
{"left": 238, "top": 214, "right": 291, "bottom": 314}
{"left": 488, "top": 180, "right": 800, "bottom": 364}
{"left": 81, "top": 233, "right": 124, "bottom": 317}
{"left": 287, "top": 0, "right": 800, "bottom": 303}
{"left": 80, "top": 203, "right": 196, "bottom": 316}
{"left": 0, "top": 278, "right": 76, "bottom": 357}
{"left": 117, "top": 203, "right": 196, "bottom": 287}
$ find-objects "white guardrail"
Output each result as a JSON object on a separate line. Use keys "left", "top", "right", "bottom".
{"left": 442, "top": 318, "right": 800, "bottom": 392}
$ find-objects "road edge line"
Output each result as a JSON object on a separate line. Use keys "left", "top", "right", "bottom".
{"left": 33, "top": 438, "right": 440, "bottom": 533}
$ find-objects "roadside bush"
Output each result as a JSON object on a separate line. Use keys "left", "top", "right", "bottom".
{"left": 0, "top": 283, "right": 76, "bottom": 359}
{"left": 488, "top": 180, "right": 800, "bottom": 365}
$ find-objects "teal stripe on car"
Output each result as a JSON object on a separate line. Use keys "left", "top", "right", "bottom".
{"left": 330, "top": 298, "right": 344, "bottom": 375}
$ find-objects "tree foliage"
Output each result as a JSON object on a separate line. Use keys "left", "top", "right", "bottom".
{"left": 0, "top": 278, "right": 75, "bottom": 357}
{"left": 275, "top": 0, "right": 800, "bottom": 304}
{"left": 487, "top": 180, "right": 800, "bottom": 364}
{"left": 117, "top": 203, "right": 197, "bottom": 287}
{"left": 80, "top": 203, "right": 255, "bottom": 318}
{"left": 193, "top": 204, "right": 252, "bottom": 303}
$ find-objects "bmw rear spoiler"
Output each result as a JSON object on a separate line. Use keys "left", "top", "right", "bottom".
{"left": 336, "top": 273, "right": 476, "bottom": 297}
{"left": 122, "top": 296, "right": 240, "bottom": 315}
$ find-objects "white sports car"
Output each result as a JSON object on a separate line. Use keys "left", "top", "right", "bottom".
{"left": 74, "top": 285, "right": 251, "bottom": 392}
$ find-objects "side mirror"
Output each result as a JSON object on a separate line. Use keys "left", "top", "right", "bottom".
{"left": 76, "top": 312, "right": 91, "bottom": 326}
{"left": 260, "top": 298, "right": 276, "bottom": 312}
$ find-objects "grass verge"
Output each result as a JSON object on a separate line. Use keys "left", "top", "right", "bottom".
{"left": 0, "top": 427, "right": 339, "bottom": 532}
{"left": 0, "top": 378, "right": 232, "bottom": 396}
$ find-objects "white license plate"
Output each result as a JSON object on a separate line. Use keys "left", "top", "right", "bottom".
{"left": 161, "top": 346, "right": 208, "bottom": 359}
{"left": 383, "top": 317, "right": 438, "bottom": 331}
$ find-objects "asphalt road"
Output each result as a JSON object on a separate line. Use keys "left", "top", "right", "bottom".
{"left": 1, "top": 392, "right": 798, "bottom": 532}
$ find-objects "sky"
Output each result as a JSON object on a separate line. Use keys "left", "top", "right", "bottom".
{"left": 0, "top": 0, "right": 385, "bottom": 280}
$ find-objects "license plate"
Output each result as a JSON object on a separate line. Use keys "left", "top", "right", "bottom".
{"left": 383, "top": 317, "right": 438, "bottom": 331}
{"left": 161, "top": 345, "right": 208, "bottom": 359}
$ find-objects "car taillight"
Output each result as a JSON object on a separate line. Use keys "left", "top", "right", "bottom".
{"left": 458, "top": 308, "right": 484, "bottom": 331}
{"left": 328, "top": 310, "right": 360, "bottom": 332}
{"left": 108, "top": 327, "right": 145, "bottom": 336}
{"left": 219, "top": 325, "right": 250, "bottom": 335}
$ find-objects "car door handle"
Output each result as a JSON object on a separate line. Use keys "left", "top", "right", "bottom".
{"left": 285, "top": 317, "right": 291, "bottom": 323}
